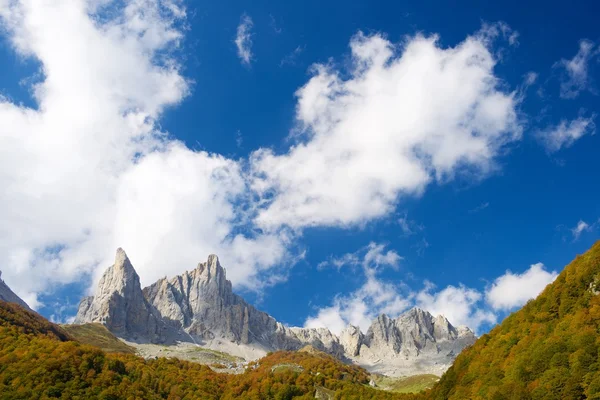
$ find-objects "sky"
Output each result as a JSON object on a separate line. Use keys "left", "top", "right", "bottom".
{"left": 0, "top": 0, "right": 599, "bottom": 335}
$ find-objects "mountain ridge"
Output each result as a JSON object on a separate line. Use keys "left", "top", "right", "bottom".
{"left": 74, "top": 248, "right": 475, "bottom": 376}
{"left": 0, "top": 270, "right": 33, "bottom": 312}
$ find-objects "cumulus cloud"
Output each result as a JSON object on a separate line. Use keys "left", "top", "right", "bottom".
{"left": 536, "top": 114, "right": 596, "bottom": 153}
{"left": 485, "top": 263, "right": 558, "bottom": 311}
{"left": 251, "top": 27, "right": 521, "bottom": 231}
{"left": 0, "top": 0, "right": 288, "bottom": 308}
{"left": 235, "top": 13, "right": 254, "bottom": 65}
{"left": 416, "top": 282, "right": 497, "bottom": 331}
{"left": 555, "top": 40, "right": 597, "bottom": 99}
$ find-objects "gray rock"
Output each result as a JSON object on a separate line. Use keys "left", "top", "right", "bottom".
{"left": 75, "top": 248, "right": 476, "bottom": 376}
{"left": 74, "top": 248, "right": 166, "bottom": 342}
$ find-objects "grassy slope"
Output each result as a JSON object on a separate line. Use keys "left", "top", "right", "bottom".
{"left": 373, "top": 374, "right": 439, "bottom": 394}
{"left": 61, "top": 323, "right": 136, "bottom": 354}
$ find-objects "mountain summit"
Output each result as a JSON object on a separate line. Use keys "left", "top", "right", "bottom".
{"left": 75, "top": 248, "right": 475, "bottom": 375}
{"left": 75, "top": 248, "right": 165, "bottom": 341}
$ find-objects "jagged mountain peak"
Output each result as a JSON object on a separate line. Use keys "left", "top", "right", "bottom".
{"left": 74, "top": 248, "right": 164, "bottom": 341}
{"left": 93, "top": 248, "right": 141, "bottom": 298}
{"left": 75, "top": 249, "right": 476, "bottom": 376}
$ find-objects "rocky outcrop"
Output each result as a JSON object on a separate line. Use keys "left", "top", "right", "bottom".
{"left": 339, "top": 325, "right": 364, "bottom": 356}
{"left": 355, "top": 308, "right": 476, "bottom": 373}
{"left": 143, "top": 254, "right": 278, "bottom": 345}
{"left": 74, "top": 248, "right": 167, "bottom": 342}
{"left": 0, "top": 271, "right": 32, "bottom": 311}
{"left": 75, "top": 248, "right": 476, "bottom": 375}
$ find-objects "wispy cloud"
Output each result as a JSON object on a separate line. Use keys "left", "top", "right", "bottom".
{"left": 536, "top": 113, "right": 596, "bottom": 153}
{"left": 269, "top": 14, "right": 282, "bottom": 34}
{"left": 235, "top": 13, "right": 254, "bottom": 66}
{"left": 280, "top": 45, "right": 305, "bottom": 67}
{"left": 397, "top": 212, "right": 424, "bottom": 236}
{"left": 555, "top": 39, "right": 598, "bottom": 99}
{"left": 468, "top": 202, "right": 490, "bottom": 214}
{"left": 571, "top": 220, "right": 592, "bottom": 240}
{"left": 317, "top": 242, "right": 402, "bottom": 272}
{"left": 235, "top": 130, "right": 243, "bottom": 148}
{"left": 306, "top": 243, "right": 408, "bottom": 334}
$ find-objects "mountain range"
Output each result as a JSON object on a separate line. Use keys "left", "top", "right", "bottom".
{"left": 1, "top": 241, "right": 600, "bottom": 398}
{"left": 74, "top": 248, "right": 476, "bottom": 376}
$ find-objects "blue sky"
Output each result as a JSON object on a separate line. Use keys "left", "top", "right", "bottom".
{"left": 0, "top": 0, "right": 598, "bottom": 334}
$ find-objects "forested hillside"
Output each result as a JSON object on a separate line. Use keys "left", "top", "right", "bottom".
{"left": 0, "top": 300, "right": 411, "bottom": 399}
{"left": 428, "top": 241, "right": 600, "bottom": 400}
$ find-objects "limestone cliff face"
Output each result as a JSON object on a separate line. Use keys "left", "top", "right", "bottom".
{"left": 74, "top": 248, "right": 165, "bottom": 342}
{"left": 356, "top": 308, "right": 476, "bottom": 363}
{"left": 143, "top": 254, "right": 279, "bottom": 345}
{"left": 0, "top": 271, "right": 32, "bottom": 311}
{"left": 75, "top": 248, "right": 476, "bottom": 375}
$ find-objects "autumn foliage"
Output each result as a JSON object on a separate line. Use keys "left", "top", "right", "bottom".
{"left": 428, "top": 240, "right": 600, "bottom": 400}
{"left": 0, "top": 301, "right": 410, "bottom": 399}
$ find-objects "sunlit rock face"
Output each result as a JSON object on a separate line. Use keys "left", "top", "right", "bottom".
{"left": 75, "top": 248, "right": 476, "bottom": 375}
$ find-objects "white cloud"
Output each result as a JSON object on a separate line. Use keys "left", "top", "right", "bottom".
{"left": 524, "top": 72, "right": 538, "bottom": 86}
{"left": 417, "top": 282, "right": 497, "bottom": 331}
{"left": 485, "top": 263, "right": 558, "bottom": 311}
{"left": 397, "top": 212, "right": 423, "bottom": 236}
{"left": 0, "top": 1, "right": 288, "bottom": 309}
{"left": 306, "top": 269, "right": 498, "bottom": 334}
{"left": 307, "top": 244, "right": 562, "bottom": 334}
{"left": 571, "top": 220, "right": 592, "bottom": 240}
{"left": 235, "top": 13, "right": 253, "bottom": 66}
{"left": 251, "top": 27, "right": 521, "bottom": 231}
{"left": 305, "top": 243, "right": 410, "bottom": 334}
{"left": 318, "top": 242, "right": 402, "bottom": 271}
{"left": 555, "top": 39, "right": 597, "bottom": 99}
{"left": 536, "top": 114, "right": 596, "bottom": 153}
{"left": 306, "top": 242, "right": 496, "bottom": 334}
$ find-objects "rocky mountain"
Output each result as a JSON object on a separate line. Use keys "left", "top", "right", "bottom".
{"left": 0, "top": 270, "right": 32, "bottom": 312}
{"left": 75, "top": 248, "right": 475, "bottom": 375}
{"left": 75, "top": 248, "right": 168, "bottom": 342}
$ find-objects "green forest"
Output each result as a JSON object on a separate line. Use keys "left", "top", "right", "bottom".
{"left": 2, "top": 240, "right": 600, "bottom": 399}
